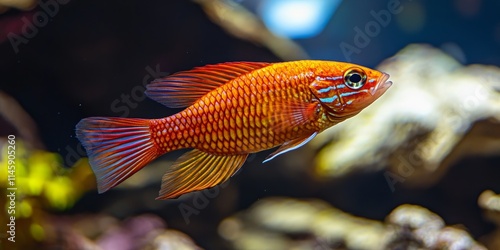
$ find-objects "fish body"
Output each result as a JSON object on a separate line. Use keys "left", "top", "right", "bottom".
{"left": 76, "top": 60, "right": 392, "bottom": 199}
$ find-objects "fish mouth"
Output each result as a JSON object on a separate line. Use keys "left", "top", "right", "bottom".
{"left": 369, "top": 72, "right": 393, "bottom": 96}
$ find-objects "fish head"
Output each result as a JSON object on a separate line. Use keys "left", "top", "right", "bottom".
{"left": 310, "top": 62, "right": 392, "bottom": 120}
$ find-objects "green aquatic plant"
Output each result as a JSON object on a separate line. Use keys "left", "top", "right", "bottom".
{"left": 1, "top": 139, "right": 95, "bottom": 248}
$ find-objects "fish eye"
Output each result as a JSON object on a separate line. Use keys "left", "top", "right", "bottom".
{"left": 344, "top": 68, "right": 366, "bottom": 89}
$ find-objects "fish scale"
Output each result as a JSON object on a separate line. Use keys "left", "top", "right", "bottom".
{"left": 76, "top": 60, "right": 392, "bottom": 199}
{"left": 153, "top": 69, "right": 313, "bottom": 155}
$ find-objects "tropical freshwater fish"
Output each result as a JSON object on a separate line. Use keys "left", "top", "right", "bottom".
{"left": 76, "top": 60, "right": 392, "bottom": 199}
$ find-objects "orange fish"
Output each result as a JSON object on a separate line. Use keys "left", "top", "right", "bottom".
{"left": 76, "top": 60, "right": 392, "bottom": 199}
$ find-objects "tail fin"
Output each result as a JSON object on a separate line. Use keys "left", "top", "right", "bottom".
{"left": 75, "top": 117, "right": 159, "bottom": 193}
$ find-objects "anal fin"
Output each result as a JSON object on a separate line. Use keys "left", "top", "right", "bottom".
{"left": 263, "top": 132, "right": 318, "bottom": 163}
{"left": 157, "top": 149, "right": 248, "bottom": 199}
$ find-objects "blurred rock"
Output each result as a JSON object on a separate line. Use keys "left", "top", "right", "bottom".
{"left": 478, "top": 190, "right": 500, "bottom": 249}
{"left": 43, "top": 214, "right": 203, "bottom": 250}
{"left": 98, "top": 214, "right": 166, "bottom": 250}
{"left": 219, "top": 197, "right": 486, "bottom": 250}
{"left": 308, "top": 44, "right": 500, "bottom": 187}
{"left": 387, "top": 205, "right": 485, "bottom": 250}
{"left": 478, "top": 190, "right": 500, "bottom": 215}
{"left": 0, "top": 91, "right": 44, "bottom": 150}
{"left": 0, "top": 0, "right": 36, "bottom": 13}
{"left": 142, "top": 229, "right": 203, "bottom": 250}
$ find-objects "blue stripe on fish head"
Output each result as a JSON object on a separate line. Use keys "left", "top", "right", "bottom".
{"left": 310, "top": 76, "right": 347, "bottom": 109}
{"left": 309, "top": 75, "right": 369, "bottom": 122}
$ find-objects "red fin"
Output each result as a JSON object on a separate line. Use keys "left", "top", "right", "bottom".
{"left": 269, "top": 100, "right": 321, "bottom": 133}
{"left": 146, "top": 62, "right": 270, "bottom": 108}
{"left": 157, "top": 149, "right": 248, "bottom": 199}
{"left": 75, "top": 117, "right": 158, "bottom": 193}
{"left": 263, "top": 132, "right": 317, "bottom": 163}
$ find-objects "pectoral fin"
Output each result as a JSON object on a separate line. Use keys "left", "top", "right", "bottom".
{"left": 157, "top": 149, "right": 248, "bottom": 199}
{"left": 263, "top": 132, "right": 318, "bottom": 163}
{"left": 269, "top": 101, "right": 321, "bottom": 134}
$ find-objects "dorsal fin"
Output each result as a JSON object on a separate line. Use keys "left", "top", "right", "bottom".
{"left": 145, "top": 62, "right": 271, "bottom": 108}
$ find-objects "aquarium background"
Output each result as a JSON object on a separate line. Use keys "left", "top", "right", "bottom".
{"left": 1, "top": 0, "right": 499, "bottom": 249}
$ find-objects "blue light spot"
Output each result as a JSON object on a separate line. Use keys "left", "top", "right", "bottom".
{"left": 259, "top": 0, "right": 342, "bottom": 39}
